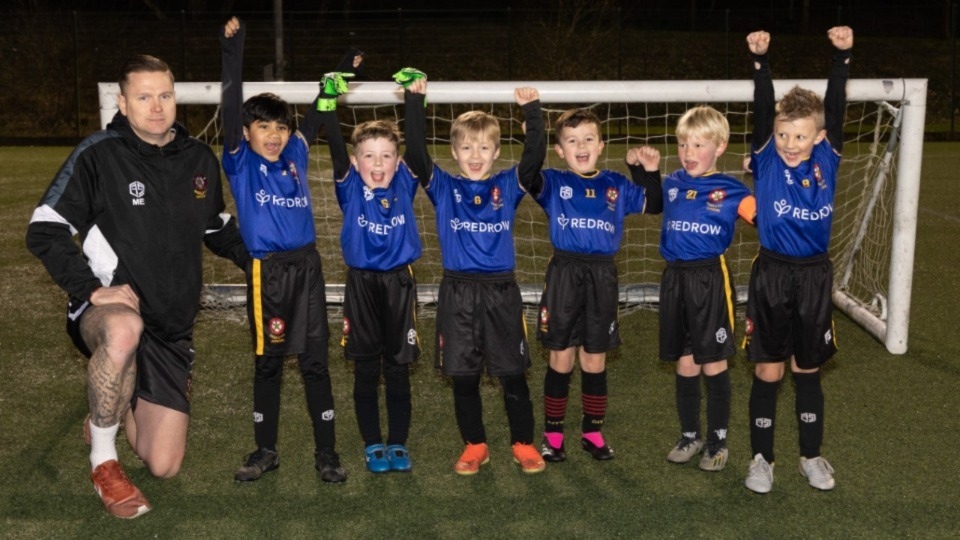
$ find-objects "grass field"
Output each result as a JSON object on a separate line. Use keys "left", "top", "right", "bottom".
{"left": 1, "top": 144, "right": 959, "bottom": 538}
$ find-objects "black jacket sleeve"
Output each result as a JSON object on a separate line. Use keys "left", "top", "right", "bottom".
{"left": 201, "top": 155, "right": 249, "bottom": 269}
{"left": 298, "top": 95, "right": 324, "bottom": 145}
{"left": 26, "top": 221, "right": 102, "bottom": 302}
{"left": 824, "top": 49, "right": 851, "bottom": 152}
{"left": 517, "top": 100, "right": 547, "bottom": 194}
{"left": 220, "top": 21, "right": 245, "bottom": 153}
{"left": 25, "top": 149, "right": 104, "bottom": 302}
{"left": 302, "top": 48, "right": 366, "bottom": 148}
{"left": 751, "top": 53, "right": 775, "bottom": 152}
{"left": 629, "top": 165, "right": 663, "bottom": 215}
{"left": 204, "top": 214, "right": 250, "bottom": 270}
{"left": 402, "top": 89, "right": 433, "bottom": 186}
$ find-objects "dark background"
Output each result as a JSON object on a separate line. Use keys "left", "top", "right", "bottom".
{"left": 1, "top": 0, "right": 955, "bottom": 141}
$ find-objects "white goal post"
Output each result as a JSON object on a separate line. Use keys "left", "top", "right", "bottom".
{"left": 99, "top": 78, "right": 927, "bottom": 354}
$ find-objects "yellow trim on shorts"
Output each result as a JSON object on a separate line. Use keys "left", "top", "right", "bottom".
{"left": 720, "top": 254, "right": 735, "bottom": 334}
{"left": 252, "top": 258, "right": 264, "bottom": 355}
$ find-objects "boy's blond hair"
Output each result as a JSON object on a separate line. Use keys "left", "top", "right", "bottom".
{"left": 554, "top": 108, "right": 601, "bottom": 144}
{"left": 675, "top": 105, "right": 729, "bottom": 144}
{"left": 351, "top": 119, "right": 402, "bottom": 153}
{"left": 451, "top": 111, "right": 501, "bottom": 148}
{"left": 776, "top": 86, "right": 825, "bottom": 130}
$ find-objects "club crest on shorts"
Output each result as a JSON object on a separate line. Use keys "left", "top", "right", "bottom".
{"left": 268, "top": 317, "right": 286, "bottom": 344}
{"left": 342, "top": 317, "right": 351, "bottom": 335}
{"left": 192, "top": 174, "right": 207, "bottom": 199}
{"left": 539, "top": 306, "right": 549, "bottom": 332}
{"left": 715, "top": 327, "right": 728, "bottom": 343}
{"left": 745, "top": 317, "right": 754, "bottom": 335}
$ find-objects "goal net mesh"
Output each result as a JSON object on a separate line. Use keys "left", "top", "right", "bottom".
{"left": 190, "top": 91, "right": 899, "bottom": 326}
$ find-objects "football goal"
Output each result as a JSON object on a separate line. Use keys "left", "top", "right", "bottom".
{"left": 98, "top": 78, "right": 927, "bottom": 354}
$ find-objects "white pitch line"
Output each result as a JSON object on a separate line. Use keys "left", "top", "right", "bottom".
{"left": 920, "top": 206, "right": 960, "bottom": 224}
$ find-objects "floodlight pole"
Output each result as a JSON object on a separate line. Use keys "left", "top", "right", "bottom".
{"left": 274, "top": 0, "right": 284, "bottom": 81}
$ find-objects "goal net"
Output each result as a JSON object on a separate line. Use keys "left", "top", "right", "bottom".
{"left": 98, "top": 79, "right": 927, "bottom": 354}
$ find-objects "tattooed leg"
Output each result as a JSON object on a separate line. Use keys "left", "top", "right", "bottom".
{"left": 81, "top": 304, "right": 143, "bottom": 428}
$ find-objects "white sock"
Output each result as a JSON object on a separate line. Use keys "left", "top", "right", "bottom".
{"left": 89, "top": 420, "right": 120, "bottom": 470}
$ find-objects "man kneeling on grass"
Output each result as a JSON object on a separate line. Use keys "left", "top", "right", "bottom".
{"left": 26, "top": 54, "right": 249, "bottom": 518}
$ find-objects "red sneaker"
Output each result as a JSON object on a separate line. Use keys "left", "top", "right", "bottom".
{"left": 90, "top": 460, "right": 151, "bottom": 519}
{"left": 512, "top": 443, "right": 546, "bottom": 474}
{"left": 454, "top": 443, "right": 489, "bottom": 476}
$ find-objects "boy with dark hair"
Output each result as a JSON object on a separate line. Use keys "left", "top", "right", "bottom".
{"left": 220, "top": 16, "right": 358, "bottom": 483}
{"left": 319, "top": 69, "right": 423, "bottom": 474}
{"left": 743, "top": 26, "right": 854, "bottom": 494}
{"left": 401, "top": 72, "right": 548, "bottom": 475}
{"left": 639, "top": 106, "right": 755, "bottom": 473}
{"left": 529, "top": 108, "right": 663, "bottom": 462}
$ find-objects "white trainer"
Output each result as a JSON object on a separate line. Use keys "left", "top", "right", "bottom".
{"left": 745, "top": 453, "right": 774, "bottom": 494}
{"left": 666, "top": 437, "right": 704, "bottom": 463}
{"left": 800, "top": 456, "right": 836, "bottom": 490}
{"left": 699, "top": 446, "right": 729, "bottom": 472}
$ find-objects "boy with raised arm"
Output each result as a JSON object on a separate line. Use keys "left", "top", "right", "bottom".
{"left": 401, "top": 73, "right": 548, "bottom": 475}
{"left": 743, "top": 27, "right": 853, "bottom": 494}
{"left": 526, "top": 108, "right": 663, "bottom": 462}
{"left": 220, "top": 16, "right": 356, "bottom": 483}
{"left": 638, "top": 106, "right": 755, "bottom": 473}
{"left": 318, "top": 68, "right": 423, "bottom": 474}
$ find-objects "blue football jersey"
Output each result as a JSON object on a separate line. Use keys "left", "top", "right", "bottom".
{"left": 336, "top": 162, "right": 422, "bottom": 270}
{"left": 535, "top": 168, "right": 647, "bottom": 255}
{"left": 753, "top": 138, "right": 840, "bottom": 257}
{"left": 424, "top": 165, "right": 525, "bottom": 273}
{"left": 660, "top": 170, "right": 752, "bottom": 262}
{"left": 222, "top": 135, "right": 315, "bottom": 258}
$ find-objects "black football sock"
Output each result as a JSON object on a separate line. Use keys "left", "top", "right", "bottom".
{"left": 704, "top": 369, "right": 731, "bottom": 450}
{"left": 749, "top": 374, "right": 780, "bottom": 463}
{"left": 580, "top": 369, "right": 608, "bottom": 435}
{"left": 353, "top": 360, "right": 382, "bottom": 446}
{"left": 675, "top": 373, "right": 702, "bottom": 440}
{"left": 793, "top": 370, "right": 825, "bottom": 459}
{"left": 453, "top": 374, "right": 485, "bottom": 444}
{"left": 500, "top": 373, "right": 534, "bottom": 445}
{"left": 301, "top": 340, "right": 336, "bottom": 453}
{"left": 253, "top": 355, "right": 284, "bottom": 451}
{"left": 383, "top": 360, "right": 412, "bottom": 446}
{"left": 543, "top": 366, "right": 572, "bottom": 438}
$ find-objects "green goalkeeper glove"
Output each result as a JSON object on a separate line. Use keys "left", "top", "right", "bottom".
{"left": 392, "top": 67, "right": 426, "bottom": 88}
{"left": 317, "top": 72, "right": 354, "bottom": 112}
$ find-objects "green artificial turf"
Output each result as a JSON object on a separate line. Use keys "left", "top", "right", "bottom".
{"left": 1, "top": 144, "right": 958, "bottom": 538}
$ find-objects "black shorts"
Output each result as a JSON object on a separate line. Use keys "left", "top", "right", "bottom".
{"left": 67, "top": 299, "right": 195, "bottom": 414}
{"left": 341, "top": 265, "right": 420, "bottom": 364}
{"left": 537, "top": 250, "right": 621, "bottom": 354}
{"left": 436, "top": 270, "right": 531, "bottom": 377}
{"left": 246, "top": 244, "right": 329, "bottom": 356}
{"left": 659, "top": 257, "right": 737, "bottom": 364}
{"left": 744, "top": 248, "right": 838, "bottom": 369}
